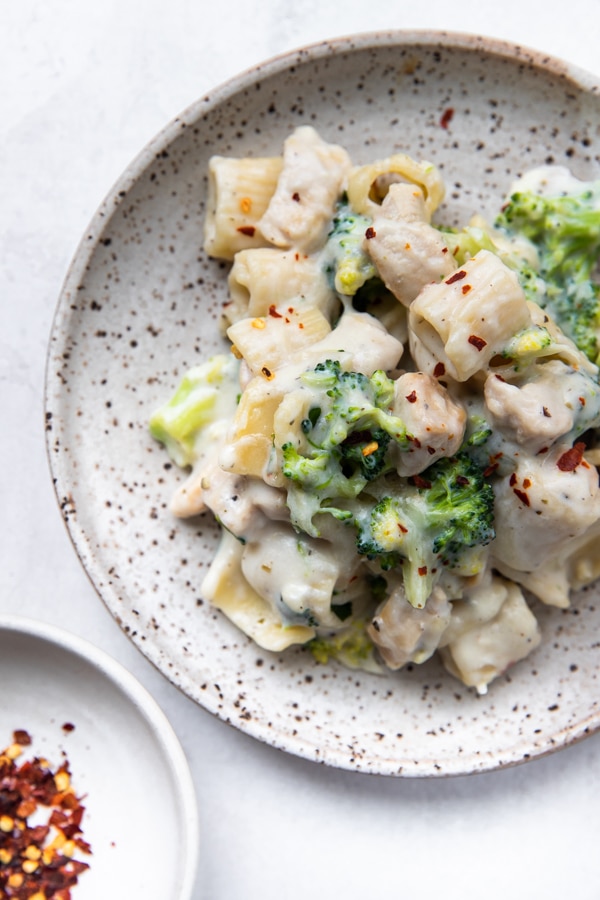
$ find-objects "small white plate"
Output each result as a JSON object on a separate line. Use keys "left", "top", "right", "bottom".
{"left": 0, "top": 615, "right": 199, "bottom": 899}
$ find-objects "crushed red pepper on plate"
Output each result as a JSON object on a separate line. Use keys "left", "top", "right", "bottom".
{"left": 0, "top": 730, "right": 91, "bottom": 899}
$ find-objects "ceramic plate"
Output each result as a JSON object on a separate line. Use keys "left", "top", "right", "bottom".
{"left": 45, "top": 31, "right": 600, "bottom": 776}
{"left": 0, "top": 616, "right": 199, "bottom": 897}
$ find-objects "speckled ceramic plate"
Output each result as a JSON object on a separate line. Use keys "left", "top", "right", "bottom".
{"left": 45, "top": 31, "right": 600, "bottom": 776}
{"left": 0, "top": 615, "right": 199, "bottom": 897}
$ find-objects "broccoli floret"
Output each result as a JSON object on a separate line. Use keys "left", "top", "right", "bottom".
{"left": 280, "top": 359, "right": 410, "bottom": 535}
{"left": 308, "top": 621, "right": 382, "bottom": 672}
{"left": 149, "top": 354, "right": 240, "bottom": 467}
{"left": 323, "top": 198, "right": 377, "bottom": 296}
{"left": 501, "top": 323, "right": 554, "bottom": 369}
{"left": 438, "top": 223, "right": 499, "bottom": 264}
{"left": 496, "top": 182, "right": 600, "bottom": 363}
{"left": 464, "top": 414, "right": 493, "bottom": 448}
{"left": 355, "top": 453, "right": 495, "bottom": 609}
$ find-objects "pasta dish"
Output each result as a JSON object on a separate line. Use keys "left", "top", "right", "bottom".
{"left": 150, "top": 126, "right": 600, "bottom": 693}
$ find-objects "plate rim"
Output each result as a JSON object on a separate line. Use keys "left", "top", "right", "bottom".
{"left": 0, "top": 613, "right": 200, "bottom": 897}
{"left": 44, "top": 29, "right": 600, "bottom": 778}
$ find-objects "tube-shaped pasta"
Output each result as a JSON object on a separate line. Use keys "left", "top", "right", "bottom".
{"left": 347, "top": 153, "right": 445, "bottom": 220}
{"left": 225, "top": 247, "right": 339, "bottom": 327}
{"left": 201, "top": 530, "right": 315, "bottom": 651}
{"left": 220, "top": 376, "right": 285, "bottom": 480}
{"left": 227, "top": 306, "right": 332, "bottom": 376}
{"left": 203, "top": 155, "right": 283, "bottom": 260}
{"left": 409, "top": 249, "right": 532, "bottom": 381}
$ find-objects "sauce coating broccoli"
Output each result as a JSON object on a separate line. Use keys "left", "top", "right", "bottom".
{"left": 354, "top": 452, "right": 495, "bottom": 609}
{"left": 497, "top": 182, "right": 600, "bottom": 364}
{"left": 281, "top": 359, "right": 410, "bottom": 535}
{"left": 322, "top": 198, "right": 377, "bottom": 296}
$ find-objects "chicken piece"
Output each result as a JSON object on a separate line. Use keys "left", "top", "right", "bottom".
{"left": 491, "top": 443, "right": 600, "bottom": 573}
{"left": 199, "top": 463, "right": 289, "bottom": 539}
{"left": 390, "top": 372, "right": 466, "bottom": 476}
{"left": 258, "top": 126, "right": 352, "bottom": 253}
{"left": 367, "top": 582, "right": 452, "bottom": 669}
{"left": 364, "top": 182, "right": 456, "bottom": 306}
{"left": 484, "top": 360, "right": 579, "bottom": 455}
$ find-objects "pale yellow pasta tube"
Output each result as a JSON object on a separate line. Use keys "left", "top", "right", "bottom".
{"left": 227, "top": 306, "right": 332, "bottom": 376}
{"left": 220, "top": 376, "right": 285, "bottom": 480}
{"left": 203, "top": 155, "right": 283, "bottom": 259}
{"left": 347, "top": 153, "right": 445, "bottom": 220}
{"left": 224, "top": 247, "right": 339, "bottom": 326}
{"left": 201, "top": 530, "right": 315, "bottom": 651}
{"left": 409, "top": 249, "right": 532, "bottom": 381}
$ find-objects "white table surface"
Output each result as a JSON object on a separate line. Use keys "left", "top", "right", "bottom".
{"left": 3, "top": 2, "right": 600, "bottom": 898}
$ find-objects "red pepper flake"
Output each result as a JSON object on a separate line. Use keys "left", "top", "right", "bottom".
{"left": 268, "top": 304, "right": 282, "bottom": 318}
{"left": 0, "top": 733, "right": 92, "bottom": 899}
{"left": 405, "top": 390, "right": 418, "bottom": 403}
{"left": 445, "top": 269, "right": 467, "bottom": 285}
{"left": 557, "top": 442, "right": 586, "bottom": 472}
{"left": 509, "top": 472, "right": 517, "bottom": 486}
{"left": 365, "top": 226, "right": 377, "bottom": 240}
{"left": 62, "top": 723, "right": 75, "bottom": 734}
{"left": 579, "top": 396, "right": 586, "bottom": 406}
{"left": 542, "top": 406, "right": 551, "bottom": 417}
{"left": 441, "top": 247, "right": 449, "bottom": 254}
{"left": 426, "top": 446, "right": 436, "bottom": 455}
{"left": 537, "top": 446, "right": 549, "bottom": 455}
{"left": 468, "top": 334, "right": 487, "bottom": 351}
{"left": 513, "top": 488, "right": 530, "bottom": 506}
{"left": 418, "top": 566, "right": 428, "bottom": 576}
{"left": 440, "top": 107, "right": 455, "bottom": 129}
{"left": 461, "top": 284, "right": 472, "bottom": 294}
{"left": 483, "top": 463, "right": 499, "bottom": 477}
{"left": 292, "top": 192, "right": 301, "bottom": 202}
{"left": 412, "top": 474, "right": 432, "bottom": 489}
{"left": 397, "top": 523, "right": 408, "bottom": 534}
{"left": 236, "top": 225, "right": 256, "bottom": 236}
{"left": 495, "top": 373, "right": 506, "bottom": 382}
{"left": 433, "top": 362, "right": 445, "bottom": 378}
{"left": 456, "top": 475, "right": 470, "bottom": 486}
{"left": 523, "top": 478, "right": 532, "bottom": 489}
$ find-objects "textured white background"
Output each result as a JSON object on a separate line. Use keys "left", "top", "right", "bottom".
{"left": 2, "top": 2, "right": 600, "bottom": 898}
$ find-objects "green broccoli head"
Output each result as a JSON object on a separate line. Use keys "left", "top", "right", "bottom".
{"left": 355, "top": 452, "right": 495, "bottom": 608}
{"left": 149, "top": 354, "right": 240, "bottom": 467}
{"left": 280, "top": 359, "right": 410, "bottom": 535}
{"left": 496, "top": 183, "right": 600, "bottom": 363}
{"left": 323, "top": 198, "right": 377, "bottom": 296}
